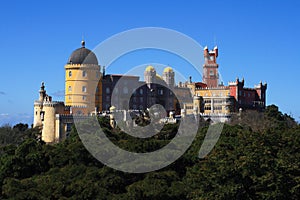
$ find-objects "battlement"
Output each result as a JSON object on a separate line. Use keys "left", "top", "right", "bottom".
{"left": 65, "top": 64, "right": 100, "bottom": 70}
{"left": 34, "top": 101, "right": 43, "bottom": 106}
{"left": 43, "top": 101, "right": 64, "bottom": 107}
{"left": 195, "top": 86, "right": 229, "bottom": 90}
{"left": 254, "top": 82, "right": 267, "bottom": 89}
{"left": 65, "top": 105, "right": 88, "bottom": 108}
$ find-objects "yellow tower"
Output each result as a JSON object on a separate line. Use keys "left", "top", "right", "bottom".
{"left": 65, "top": 40, "right": 102, "bottom": 114}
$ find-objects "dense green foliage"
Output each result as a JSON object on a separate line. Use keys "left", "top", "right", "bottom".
{"left": 0, "top": 105, "right": 299, "bottom": 199}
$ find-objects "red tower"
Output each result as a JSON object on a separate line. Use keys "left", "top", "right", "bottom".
{"left": 203, "top": 46, "right": 219, "bottom": 88}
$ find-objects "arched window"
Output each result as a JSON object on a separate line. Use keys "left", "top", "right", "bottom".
{"left": 106, "top": 87, "right": 110, "bottom": 94}
{"left": 69, "top": 71, "right": 72, "bottom": 77}
{"left": 68, "top": 86, "right": 72, "bottom": 92}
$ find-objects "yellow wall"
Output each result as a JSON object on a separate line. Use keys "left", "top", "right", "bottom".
{"left": 65, "top": 64, "right": 101, "bottom": 112}
{"left": 195, "top": 88, "right": 230, "bottom": 98}
{"left": 190, "top": 87, "right": 232, "bottom": 114}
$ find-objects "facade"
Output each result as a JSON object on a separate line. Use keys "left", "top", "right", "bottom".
{"left": 33, "top": 41, "right": 267, "bottom": 143}
{"left": 175, "top": 46, "right": 267, "bottom": 122}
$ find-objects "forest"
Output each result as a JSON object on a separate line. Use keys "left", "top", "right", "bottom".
{"left": 0, "top": 105, "right": 299, "bottom": 199}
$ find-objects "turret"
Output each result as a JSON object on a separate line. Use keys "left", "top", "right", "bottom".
{"left": 162, "top": 66, "right": 175, "bottom": 87}
{"left": 144, "top": 65, "right": 156, "bottom": 85}
{"left": 39, "top": 82, "right": 46, "bottom": 102}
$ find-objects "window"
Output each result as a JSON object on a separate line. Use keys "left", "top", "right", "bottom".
{"left": 82, "top": 71, "right": 87, "bottom": 77}
{"left": 140, "top": 88, "right": 143, "bottom": 95}
{"left": 140, "top": 97, "right": 143, "bottom": 103}
{"left": 214, "top": 106, "right": 222, "bottom": 110}
{"left": 69, "top": 71, "right": 72, "bottom": 77}
{"left": 40, "top": 111, "right": 45, "bottom": 121}
{"left": 158, "top": 89, "right": 163, "bottom": 95}
{"left": 82, "top": 86, "right": 87, "bottom": 92}
{"left": 205, "top": 106, "right": 211, "bottom": 110}
{"left": 68, "top": 96, "right": 71, "bottom": 100}
{"left": 204, "top": 99, "right": 211, "bottom": 104}
{"left": 82, "top": 95, "right": 86, "bottom": 100}
{"left": 106, "top": 87, "right": 110, "bottom": 94}
{"left": 68, "top": 86, "right": 72, "bottom": 92}
{"left": 209, "top": 70, "right": 214, "bottom": 76}
{"left": 106, "top": 96, "right": 110, "bottom": 102}
{"left": 76, "top": 110, "right": 83, "bottom": 115}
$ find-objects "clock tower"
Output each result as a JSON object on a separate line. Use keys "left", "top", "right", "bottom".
{"left": 203, "top": 46, "right": 219, "bottom": 88}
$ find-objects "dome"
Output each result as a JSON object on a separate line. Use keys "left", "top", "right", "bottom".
{"left": 163, "top": 66, "right": 173, "bottom": 73}
{"left": 145, "top": 65, "right": 155, "bottom": 72}
{"left": 67, "top": 41, "right": 98, "bottom": 65}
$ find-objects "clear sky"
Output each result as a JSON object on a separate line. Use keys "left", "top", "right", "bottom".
{"left": 0, "top": 0, "right": 299, "bottom": 125}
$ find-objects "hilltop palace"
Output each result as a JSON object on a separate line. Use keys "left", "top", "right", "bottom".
{"left": 33, "top": 41, "right": 267, "bottom": 143}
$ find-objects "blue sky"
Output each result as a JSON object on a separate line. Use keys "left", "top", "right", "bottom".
{"left": 0, "top": 0, "right": 299, "bottom": 125}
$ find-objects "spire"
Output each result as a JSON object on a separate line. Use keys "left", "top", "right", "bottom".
{"left": 40, "top": 81, "right": 45, "bottom": 91}
{"left": 39, "top": 82, "right": 46, "bottom": 102}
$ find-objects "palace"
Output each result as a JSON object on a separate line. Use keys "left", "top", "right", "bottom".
{"left": 33, "top": 41, "right": 267, "bottom": 143}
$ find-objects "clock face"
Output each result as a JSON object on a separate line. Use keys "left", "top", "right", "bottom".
{"left": 210, "top": 56, "right": 214, "bottom": 61}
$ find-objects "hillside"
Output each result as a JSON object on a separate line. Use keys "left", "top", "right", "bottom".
{"left": 0, "top": 105, "right": 299, "bottom": 199}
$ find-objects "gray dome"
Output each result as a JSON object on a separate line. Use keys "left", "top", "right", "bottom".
{"left": 67, "top": 41, "right": 98, "bottom": 65}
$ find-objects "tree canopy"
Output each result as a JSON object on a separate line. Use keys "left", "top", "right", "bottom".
{"left": 0, "top": 105, "right": 299, "bottom": 199}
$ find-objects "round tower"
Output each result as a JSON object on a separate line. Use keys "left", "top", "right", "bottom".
{"left": 65, "top": 40, "right": 101, "bottom": 114}
{"left": 42, "top": 101, "right": 64, "bottom": 143}
{"left": 162, "top": 66, "right": 175, "bottom": 87}
{"left": 144, "top": 65, "right": 156, "bottom": 85}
